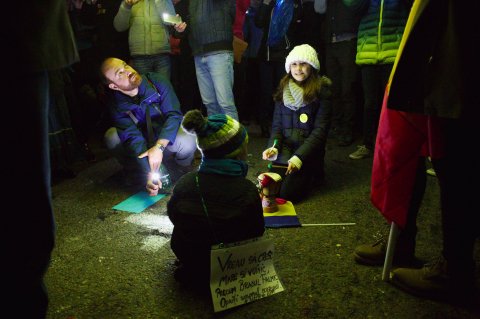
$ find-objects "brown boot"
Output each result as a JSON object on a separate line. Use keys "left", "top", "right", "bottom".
{"left": 390, "top": 256, "right": 477, "bottom": 302}
{"left": 354, "top": 235, "right": 420, "bottom": 267}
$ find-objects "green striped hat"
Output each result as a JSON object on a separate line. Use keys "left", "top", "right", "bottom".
{"left": 182, "top": 110, "right": 248, "bottom": 159}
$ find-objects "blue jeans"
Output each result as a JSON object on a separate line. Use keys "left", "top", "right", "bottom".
{"left": 131, "top": 54, "right": 171, "bottom": 79}
{"left": 194, "top": 51, "right": 238, "bottom": 121}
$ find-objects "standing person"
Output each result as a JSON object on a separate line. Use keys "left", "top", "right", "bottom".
{"left": 254, "top": 0, "right": 303, "bottom": 137}
{"left": 113, "top": 0, "right": 176, "bottom": 78}
{"left": 242, "top": 0, "right": 264, "bottom": 126}
{"left": 169, "top": 0, "right": 203, "bottom": 114}
{"left": 322, "top": 0, "right": 362, "bottom": 147}
{"left": 166, "top": 109, "right": 265, "bottom": 287}
{"left": 261, "top": 44, "right": 331, "bottom": 203}
{"left": 5, "top": 0, "right": 79, "bottom": 317}
{"left": 100, "top": 57, "right": 197, "bottom": 192}
{"left": 374, "top": 0, "right": 479, "bottom": 302}
{"left": 94, "top": 0, "right": 130, "bottom": 62}
{"left": 174, "top": 0, "right": 239, "bottom": 121}
{"left": 344, "top": 0, "right": 412, "bottom": 159}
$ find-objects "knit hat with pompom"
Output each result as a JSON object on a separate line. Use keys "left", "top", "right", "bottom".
{"left": 285, "top": 44, "right": 320, "bottom": 73}
{"left": 181, "top": 110, "right": 248, "bottom": 159}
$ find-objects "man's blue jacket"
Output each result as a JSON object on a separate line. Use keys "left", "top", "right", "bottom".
{"left": 108, "top": 72, "right": 183, "bottom": 172}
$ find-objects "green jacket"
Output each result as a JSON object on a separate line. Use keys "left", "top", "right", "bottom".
{"left": 343, "top": 0, "right": 411, "bottom": 65}
{"left": 114, "top": 0, "right": 175, "bottom": 56}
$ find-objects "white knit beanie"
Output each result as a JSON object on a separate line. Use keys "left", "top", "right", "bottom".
{"left": 285, "top": 44, "right": 320, "bottom": 73}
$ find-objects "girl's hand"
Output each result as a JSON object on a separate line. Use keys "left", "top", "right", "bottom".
{"left": 262, "top": 147, "right": 278, "bottom": 160}
{"left": 286, "top": 162, "right": 299, "bottom": 175}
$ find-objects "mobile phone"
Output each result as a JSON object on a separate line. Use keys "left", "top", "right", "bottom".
{"left": 162, "top": 13, "right": 182, "bottom": 25}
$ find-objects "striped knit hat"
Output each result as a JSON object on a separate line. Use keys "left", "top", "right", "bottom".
{"left": 181, "top": 110, "right": 248, "bottom": 159}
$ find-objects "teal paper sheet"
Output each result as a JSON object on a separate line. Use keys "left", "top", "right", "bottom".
{"left": 112, "top": 191, "right": 167, "bottom": 213}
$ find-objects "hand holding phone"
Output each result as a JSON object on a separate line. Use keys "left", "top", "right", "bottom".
{"left": 162, "top": 13, "right": 182, "bottom": 25}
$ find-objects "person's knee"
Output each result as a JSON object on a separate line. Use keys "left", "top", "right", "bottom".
{"left": 104, "top": 127, "right": 120, "bottom": 150}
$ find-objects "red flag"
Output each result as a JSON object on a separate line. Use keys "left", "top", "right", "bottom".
{"left": 370, "top": 90, "right": 428, "bottom": 228}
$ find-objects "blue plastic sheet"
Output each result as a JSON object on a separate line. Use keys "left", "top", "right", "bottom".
{"left": 112, "top": 191, "right": 167, "bottom": 213}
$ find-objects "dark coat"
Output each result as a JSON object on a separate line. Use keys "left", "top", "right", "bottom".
{"left": 167, "top": 170, "right": 265, "bottom": 275}
{"left": 268, "top": 94, "right": 331, "bottom": 165}
{"left": 186, "top": 0, "right": 236, "bottom": 56}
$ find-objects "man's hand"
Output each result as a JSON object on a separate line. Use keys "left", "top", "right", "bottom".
{"left": 146, "top": 178, "right": 160, "bottom": 196}
{"left": 174, "top": 20, "right": 187, "bottom": 33}
{"left": 125, "top": 0, "right": 141, "bottom": 6}
{"left": 138, "top": 146, "right": 164, "bottom": 173}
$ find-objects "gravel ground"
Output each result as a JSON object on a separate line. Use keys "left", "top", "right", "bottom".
{"left": 46, "top": 125, "right": 480, "bottom": 319}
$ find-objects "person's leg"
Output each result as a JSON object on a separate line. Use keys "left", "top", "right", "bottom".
{"left": 396, "top": 157, "right": 426, "bottom": 259}
{"left": 206, "top": 52, "right": 239, "bottom": 121}
{"left": 354, "top": 157, "right": 426, "bottom": 266}
{"left": 258, "top": 61, "right": 275, "bottom": 137}
{"left": 337, "top": 40, "right": 359, "bottom": 146}
{"left": 104, "top": 127, "right": 147, "bottom": 184}
{"left": 152, "top": 53, "right": 172, "bottom": 80}
{"left": 360, "top": 65, "right": 381, "bottom": 151}
{"left": 131, "top": 55, "right": 154, "bottom": 75}
{"left": 435, "top": 119, "right": 476, "bottom": 285}
{"left": 278, "top": 162, "right": 317, "bottom": 203}
{"left": 194, "top": 55, "right": 222, "bottom": 117}
{"left": 349, "top": 65, "right": 378, "bottom": 159}
{"left": 325, "top": 43, "right": 342, "bottom": 138}
{"left": 164, "top": 127, "right": 197, "bottom": 167}
{"left": 8, "top": 70, "right": 53, "bottom": 318}
{"left": 391, "top": 119, "right": 478, "bottom": 301}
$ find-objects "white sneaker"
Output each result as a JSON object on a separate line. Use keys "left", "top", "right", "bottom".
{"left": 349, "top": 145, "right": 371, "bottom": 160}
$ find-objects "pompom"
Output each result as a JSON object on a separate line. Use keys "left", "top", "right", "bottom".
{"left": 182, "top": 109, "right": 207, "bottom": 135}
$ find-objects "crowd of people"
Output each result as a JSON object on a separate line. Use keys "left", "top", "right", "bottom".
{"left": 12, "top": 0, "right": 478, "bottom": 317}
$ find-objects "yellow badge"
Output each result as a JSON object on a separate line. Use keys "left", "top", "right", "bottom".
{"left": 299, "top": 113, "right": 308, "bottom": 123}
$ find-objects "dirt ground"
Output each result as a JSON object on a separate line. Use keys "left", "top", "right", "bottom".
{"left": 45, "top": 124, "right": 480, "bottom": 319}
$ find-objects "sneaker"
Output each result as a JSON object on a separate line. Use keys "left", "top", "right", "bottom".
{"left": 354, "top": 235, "right": 419, "bottom": 267}
{"left": 426, "top": 168, "right": 436, "bottom": 177}
{"left": 390, "top": 256, "right": 476, "bottom": 302}
{"left": 349, "top": 145, "right": 371, "bottom": 159}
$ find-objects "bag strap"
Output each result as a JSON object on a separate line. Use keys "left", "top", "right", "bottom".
{"left": 144, "top": 74, "right": 160, "bottom": 148}
{"left": 195, "top": 173, "right": 220, "bottom": 243}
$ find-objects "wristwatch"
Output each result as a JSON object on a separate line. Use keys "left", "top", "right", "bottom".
{"left": 156, "top": 143, "right": 166, "bottom": 152}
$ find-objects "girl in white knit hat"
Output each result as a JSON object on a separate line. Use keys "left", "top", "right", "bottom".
{"left": 261, "top": 44, "right": 332, "bottom": 203}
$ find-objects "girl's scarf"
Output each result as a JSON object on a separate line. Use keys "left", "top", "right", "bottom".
{"left": 283, "top": 79, "right": 306, "bottom": 111}
{"left": 198, "top": 158, "right": 248, "bottom": 177}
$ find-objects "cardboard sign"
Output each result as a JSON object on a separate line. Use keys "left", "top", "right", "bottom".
{"left": 210, "top": 237, "right": 284, "bottom": 312}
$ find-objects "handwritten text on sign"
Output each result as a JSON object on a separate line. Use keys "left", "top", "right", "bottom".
{"left": 210, "top": 237, "right": 284, "bottom": 312}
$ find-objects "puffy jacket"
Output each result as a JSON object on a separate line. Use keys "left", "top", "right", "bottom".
{"left": 343, "top": 0, "right": 411, "bottom": 65}
{"left": 113, "top": 0, "right": 175, "bottom": 56}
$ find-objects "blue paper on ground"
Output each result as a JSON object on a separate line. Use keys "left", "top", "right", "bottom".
{"left": 112, "top": 191, "right": 167, "bottom": 213}
{"left": 263, "top": 200, "right": 301, "bottom": 228}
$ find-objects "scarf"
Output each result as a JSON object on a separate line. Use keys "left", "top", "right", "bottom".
{"left": 198, "top": 158, "right": 248, "bottom": 177}
{"left": 283, "top": 79, "right": 306, "bottom": 111}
